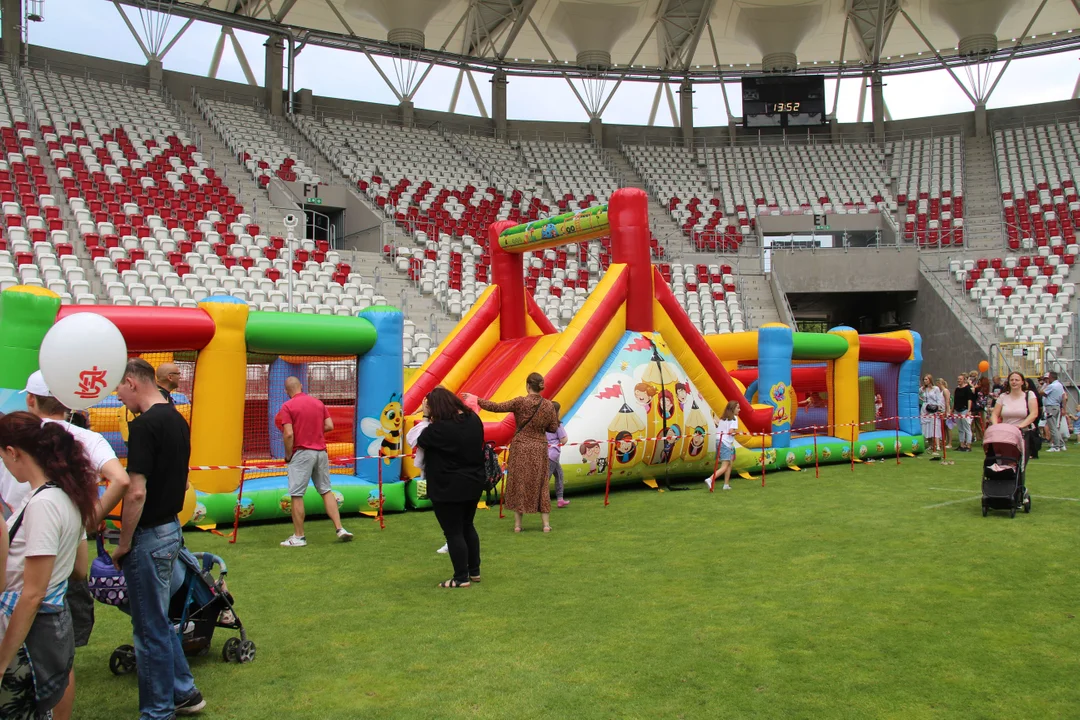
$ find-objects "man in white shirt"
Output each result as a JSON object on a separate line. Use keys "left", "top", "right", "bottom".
{"left": 0, "top": 370, "right": 132, "bottom": 720}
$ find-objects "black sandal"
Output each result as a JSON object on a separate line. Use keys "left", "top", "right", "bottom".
{"left": 438, "top": 579, "right": 470, "bottom": 588}
{"left": 469, "top": 575, "right": 481, "bottom": 583}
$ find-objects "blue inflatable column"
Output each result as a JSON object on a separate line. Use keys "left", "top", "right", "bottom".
{"left": 758, "top": 324, "right": 794, "bottom": 449}
{"left": 897, "top": 331, "right": 923, "bottom": 436}
{"left": 268, "top": 359, "right": 309, "bottom": 458}
{"left": 355, "top": 307, "right": 404, "bottom": 484}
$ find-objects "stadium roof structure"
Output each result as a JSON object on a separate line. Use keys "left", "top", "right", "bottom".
{"left": 127, "top": 0, "right": 1080, "bottom": 82}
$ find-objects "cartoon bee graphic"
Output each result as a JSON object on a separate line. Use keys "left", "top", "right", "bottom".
{"left": 360, "top": 395, "right": 403, "bottom": 464}
{"left": 803, "top": 448, "right": 815, "bottom": 463}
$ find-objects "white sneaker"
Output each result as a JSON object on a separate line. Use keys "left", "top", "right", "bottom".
{"left": 336, "top": 528, "right": 354, "bottom": 542}
{"left": 436, "top": 544, "right": 449, "bottom": 554}
{"left": 280, "top": 535, "right": 307, "bottom": 547}
{"left": 704, "top": 476, "right": 714, "bottom": 490}
{"left": 1046, "top": 447, "right": 1060, "bottom": 453}
{"left": 722, "top": 484, "right": 731, "bottom": 490}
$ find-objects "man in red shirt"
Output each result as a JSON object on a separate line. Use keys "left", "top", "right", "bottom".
{"left": 277, "top": 376, "right": 353, "bottom": 547}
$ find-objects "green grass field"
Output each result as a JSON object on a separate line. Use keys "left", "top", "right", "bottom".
{"left": 73, "top": 446, "right": 1080, "bottom": 719}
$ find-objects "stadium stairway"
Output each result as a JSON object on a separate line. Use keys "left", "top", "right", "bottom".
{"left": 736, "top": 273, "right": 783, "bottom": 329}
{"left": 962, "top": 136, "right": 1007, "bottom": 252}
{"left": 172, "top": 97, "right": 286, "bottom": 238}
{"left": 605, "top": 149, "right": 685, "bottom": 249}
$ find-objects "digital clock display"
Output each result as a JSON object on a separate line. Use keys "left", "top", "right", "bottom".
{"left": 742, "top": 76, "right": 826, "bottom": 128}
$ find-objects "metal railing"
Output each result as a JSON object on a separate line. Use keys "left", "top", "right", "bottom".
{"left": 918, "top": 257, "right": 998, "bottom": 353}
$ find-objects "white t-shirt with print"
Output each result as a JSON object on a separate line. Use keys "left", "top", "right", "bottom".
{"left": 4, "top": 486, "right": 83, "bottom": 602}
{"left": 717, "top": 419, "right": 739, "bottom": 449}
{"left": 0, "top": 419, "right": 117, "bottom": 514}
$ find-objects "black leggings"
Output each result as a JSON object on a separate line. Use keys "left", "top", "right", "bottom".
{"left": 432, "top": 501, "right": 481, "bottom": 583}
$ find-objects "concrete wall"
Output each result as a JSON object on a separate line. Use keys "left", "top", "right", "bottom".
{"left": 907, "top": 274, "right": 987, "bottom": 380}
{"left": 759, "top": 214, "right": 884, "bottom": 234}
{"left": 771, "top": 248, "right": 921, "bottom": 293}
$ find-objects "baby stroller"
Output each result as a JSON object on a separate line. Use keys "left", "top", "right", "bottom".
{"left": 981, "top": 424, "right": 1032, "bottom": 518}
{"left": 90, "top": 537, "right": 255, "bottom": 675}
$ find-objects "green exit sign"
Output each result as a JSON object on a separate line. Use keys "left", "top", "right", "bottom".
{"left": 306, "top": 197, "right": 323, "bottom": 205}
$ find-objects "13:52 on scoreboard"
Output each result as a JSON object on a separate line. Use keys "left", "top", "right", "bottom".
{"left": 741, "top": 76, "right": 827, "bottom": 128}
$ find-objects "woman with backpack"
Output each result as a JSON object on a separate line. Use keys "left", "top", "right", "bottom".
{"left": 463, "top": 372, "right": 560, "bottom": 533}
{"left": 415, "top": 388, "right": 486, "bottom": 588}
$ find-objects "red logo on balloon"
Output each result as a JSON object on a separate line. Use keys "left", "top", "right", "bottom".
{"left": 75, "top": 367, "right": 109, "bottom": 400}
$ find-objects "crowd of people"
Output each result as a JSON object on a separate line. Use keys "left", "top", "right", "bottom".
{"left": 1, "top": 355, "right": 1074, "bottom": 715}
{"left": 919, "top": 368, "right": 1076, "bottom": 461}
{"left": 0, "top": 360, "right": 203, "bottom": 719}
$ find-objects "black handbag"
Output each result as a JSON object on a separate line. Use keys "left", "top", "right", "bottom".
{"left": 925, "top": 404, "right": 941, "bottom": 413}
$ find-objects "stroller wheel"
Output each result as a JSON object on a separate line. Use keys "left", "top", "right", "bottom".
{"left": 981, "top": 503, "right": 988, "bottom": 517}
{"left": 1024, "top": 493, "right": 1032, "bottom": 514}
{"left": 222, "top": 636, "right": 240, "bottom": 663}
{"left": 109, "top": 645, "right": 136, "bottom": 676}
{"left": 236, "top": 639, "right": 256, "bottom": 664}
{"left": 1009, "top": 507, "right": 1016, "bottom": 518}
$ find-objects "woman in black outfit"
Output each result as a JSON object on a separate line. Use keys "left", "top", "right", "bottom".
{"left": 416, "top": 387, "right": 487, "bottom": 588}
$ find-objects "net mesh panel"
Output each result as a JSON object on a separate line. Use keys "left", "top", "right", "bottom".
{"left": 792, "top": 361, "right": 828, "bottom": 435}
{"left": 245, "top": 356, "right": 357, "bottom": 480}
{"left": 88, "top": 352, "right": 196, "bottom": 461}
{"left": 243, "top": 362, "right": 272, "bottom": 478}
{"left": 859, "top": 361, "right": 899, "bottom": 431}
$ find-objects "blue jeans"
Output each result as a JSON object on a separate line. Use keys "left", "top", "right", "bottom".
{"left": 123, "top": 519, "right": 198, "bottom": 720}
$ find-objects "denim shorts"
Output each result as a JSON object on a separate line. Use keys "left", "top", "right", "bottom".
{"left": 720, "top": 444, "right": 735, "bottom": 462}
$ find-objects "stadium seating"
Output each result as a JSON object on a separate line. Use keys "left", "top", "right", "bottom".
{"left": 996, "top": 122, "right": 1080, "bottom": 252}
{"left": 949, "top": 254, "right": 1075, "bottom": 349}
{"left": 626, "top": 137, "right": 964, "bottom": 251}
{"left": 196, "top": 96, "right": 320, "bottom": 187}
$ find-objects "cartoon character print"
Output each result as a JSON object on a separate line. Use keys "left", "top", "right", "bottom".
{"left": 614, "top": 431, "right": 637, "bottom": 464}
{"left": 770, "top": 381, "right": 790, "bottom": 425}
{"left": 659, "top": 425, "right": 681, "bottom": 464}
{"left": 675, "top": 383, "right": 690, "bottom": 407}
{"left": 803, "top": 448, "right": 815, "bottom": 463}
{"left": 634, "top": 383, "right": 657, "bottom": 414}
{"left": 541, "top": 223, "right": 557, "bottom": 239}
{"left": 858, "top": 445, "right": 868, "bottom": 458}
{"left": 360, "top": 395, "right": 403, "bottom": 464}
{"left": 658, "top": 390, "right": 677, "bottom": 421}
{"left": 841, "top": 446, "right": 851, "bottom": 460}
{"left": 580, "top": 440, "right": 607, "bottom": 475}
{"left": 687, "top": 426, "right": 706, "bottom": 458}
{"left": 785, "top": 451, "right": 796, "bottom": 466}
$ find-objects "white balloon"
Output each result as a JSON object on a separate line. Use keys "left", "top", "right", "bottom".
{"left": 39, "top": 313, "right": 128, "bottom": 411}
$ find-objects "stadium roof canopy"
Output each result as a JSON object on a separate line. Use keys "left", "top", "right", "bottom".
{"left": 135, "top": 0, "right": 1080, "bottom": 81}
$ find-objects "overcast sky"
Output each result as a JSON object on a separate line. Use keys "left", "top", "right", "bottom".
{"left": 25, "top": 0, "right": 1079, "bottom": 128}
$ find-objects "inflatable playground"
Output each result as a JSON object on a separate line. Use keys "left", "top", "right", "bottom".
{"left": 0, "top": 287, "right": 406, "bottom": 527}
{"left": 0, "top": 187, "right": 925, "bottom": 527}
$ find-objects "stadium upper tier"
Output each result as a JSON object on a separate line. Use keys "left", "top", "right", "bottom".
{"left": 2, "top": 58, "right": 1080, "bottom": 359}
{"left": 152, "top": 0, "right": 1079, "bottom": 78}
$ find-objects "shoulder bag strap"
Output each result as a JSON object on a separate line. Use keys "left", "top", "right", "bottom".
{"left": 8, "top": 483, "right": 55, "bottom": 543}
{"left": 515, "top": 397, "right": 544, "bottom": 434}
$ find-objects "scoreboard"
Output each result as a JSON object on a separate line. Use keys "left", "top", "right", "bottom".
{"left": 742, "top": 76, "right": 827, "bottom": 128}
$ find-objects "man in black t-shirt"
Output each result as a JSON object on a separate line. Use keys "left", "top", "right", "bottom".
{"left": 113, "top": 358, "right": 205, "bottom": 717}
{"left": 953, "top": 374, "right": 975, "bottom": 452}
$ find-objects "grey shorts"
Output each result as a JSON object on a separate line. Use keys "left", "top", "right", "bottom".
{"left": 66, "top": 579, "right": 94, "bottom": 648}
{"left": 288, "top": 449, "right": 332, "bottom": 497}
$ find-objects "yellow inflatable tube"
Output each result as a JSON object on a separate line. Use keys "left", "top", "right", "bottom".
{"left": 831, "top": 327, "right": 861, "bottom": 443}
{"left": 189, "top": 301, "right": 248, "bottom": 494}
